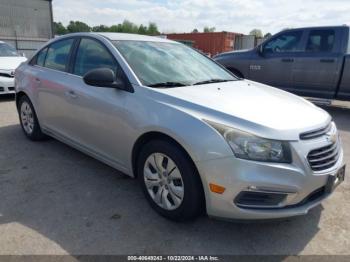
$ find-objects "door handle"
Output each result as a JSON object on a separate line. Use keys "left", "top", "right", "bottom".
{"left": 65, "top": 90, "right": 78, "bottom": 99}
{"left": 281, "top": 58, "right": 294, "bottom": 62}
{"left": 320, "top": 59, "right": 335, "bottom": 63}
{"left": 35, "top": 78, "right": 41, "bottom": 83}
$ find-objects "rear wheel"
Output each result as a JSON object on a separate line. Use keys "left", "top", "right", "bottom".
{"left": 137, "top": 140, "right": 203, "bottom": 222}
{"left": 18, "top": 96, "right": 46, "bottom": 141}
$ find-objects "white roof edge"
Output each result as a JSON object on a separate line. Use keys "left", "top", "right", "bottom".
{"left": 95, "top": 32, "right": 176, "bottom": 43}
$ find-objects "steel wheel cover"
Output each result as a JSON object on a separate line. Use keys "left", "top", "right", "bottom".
{"left": 20, "top": 101, "right": 34, "bottom": 135}
{"left": 144, "top": 153, "right": 184, "bottom": 210}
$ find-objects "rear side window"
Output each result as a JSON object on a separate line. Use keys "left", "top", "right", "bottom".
{"left": 44, "top": 39, "right": 74, "bottom": 72}
{"left": 264, "top": 31, "right": 302, "bottom": 53}
{"left": 36, "top": 48, "right": 48, "bottom": 67}
{"left": 73, "top": 38, "right": 118, "bottom": 77}
{"left": 306, "top": 30, "right": 335, "bottom": 52}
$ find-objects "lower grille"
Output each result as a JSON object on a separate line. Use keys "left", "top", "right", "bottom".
{"left": 307, "top": 142, "right": 340, "bottom": 171}
{"left": 8, "top": 87, "right": 14, "bottom": 91}
{"left": 287, "top": 186, "right": 326, "bottom": 208}
{"left": 234, "top": 191, "right": 287, "bottom": 208}
{"left": 0, "top": 87, "right": 4, "bottom": 92}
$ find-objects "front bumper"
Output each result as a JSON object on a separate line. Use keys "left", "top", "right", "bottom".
{"left": 196, "top": 130, "right": 344, "bottom": 220}
{"left": 0, "top": 77, "right": 15, "bottom": 95}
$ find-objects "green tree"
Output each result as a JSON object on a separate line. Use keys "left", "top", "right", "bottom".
{"left": 264, "top": 32, "right": 272, "bottom": 39}
{"left": 147, "top": 22, "right": 159, "bottom": 35}
{"left": 67, "top": 21, "right": 91, "bottom": 33}
{"left": 138, "top": 24, "right": 148, "bottom": 35}
{"left": 192, "top": 28, "right": 199, "bottom": 33}
{"left": 54, "top": 20, "right": 160, "bottom": 36}
{"left": 203, "top": 26, "right": 216, "bottom": 33}
{"left": 120, "top": 20, "right": 138, "bottom": 33}
{"left": 249, "top": 29, "right": 263, "bottom": 38}
{"left": 53, "top": 22, "right": 67, "bottom": 35}
{"left": 109, "top": 24, "right": 123, "bottom": 32}
{"left": 92, "top": 25, "right": 110, "bottom": 32}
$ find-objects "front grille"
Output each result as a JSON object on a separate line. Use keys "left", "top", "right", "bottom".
{"left": 307, "top": 142, "right": 340, "bottom": 171}
{"left": 300, "top": 123, "right": 332, "bottom": 140}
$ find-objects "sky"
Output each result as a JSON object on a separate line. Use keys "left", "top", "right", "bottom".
{"left": 52, "top": 0, "right": 350, "bottom": 35}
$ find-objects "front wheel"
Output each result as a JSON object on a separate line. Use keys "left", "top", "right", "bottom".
{"left": 137, "top": 140, "right": 204, "bottom": 222}
{"left": 18, "top": 95, "right": 47, "bottom": 141}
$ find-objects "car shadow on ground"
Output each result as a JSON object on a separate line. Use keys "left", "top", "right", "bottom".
{"left": 0, "top": 123, "right": 324, "bottom": 255}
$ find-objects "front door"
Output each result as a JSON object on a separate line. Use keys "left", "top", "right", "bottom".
{"left": 60, "top": 37, "right": 131, "bottom": 168}
{"left": 249, "top": 30, "right": 304, "bottom": 90}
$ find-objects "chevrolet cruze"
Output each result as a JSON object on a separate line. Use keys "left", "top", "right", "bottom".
{"left": 15, "top": 33, "right": 345, "bottom": 221}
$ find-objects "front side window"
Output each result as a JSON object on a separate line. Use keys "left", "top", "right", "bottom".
{"left": 263, "top": 31, "right": 302, "bottom": 53}
{"left": 113, "top": 41, "right": 236, "bottom": 86}
{"left": 306, "top": 29, "right": 335, "bottom": 52}
{"left": 36, "top": 48, "right": 48, "bottom": 67}
{"left": 0, "top": 43, "right": 20, "bottom": 57}
{"left": 73, "top": 38, "right": 118, "bottom": 77}
{"left": 44, "top": 39, "right": 74, "bottom": 72}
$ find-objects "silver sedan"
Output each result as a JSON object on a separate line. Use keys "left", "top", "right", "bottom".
{"left": 15, "top": 33, "right": 345, "bottom": 221}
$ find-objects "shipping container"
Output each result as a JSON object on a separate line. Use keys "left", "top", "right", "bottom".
{"left": 166, "top": 32, "right": 243, "bottom": 56}
{"left": 234, "top": 35, "right": 256, "bottom": 50}
{"left": 0, "top": 0, "right": 53, "bottom": 57}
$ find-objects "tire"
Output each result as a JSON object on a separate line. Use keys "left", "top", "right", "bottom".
{"left": 137, "top": 139, "right": 204, "bottom": 222}
{"left": 18, "top": 95, "right": 47, "bottom": 141}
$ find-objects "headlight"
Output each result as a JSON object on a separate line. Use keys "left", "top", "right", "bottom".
{"left": 206, "top": 121, "right": 292, "bottom": 163}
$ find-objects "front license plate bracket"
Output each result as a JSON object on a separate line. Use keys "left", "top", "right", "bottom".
{"left": 325, "top": 165, "right": 346, "bottom": 193}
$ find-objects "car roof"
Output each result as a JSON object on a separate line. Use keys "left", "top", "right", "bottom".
{"left": 54, "top": 32, "right": 176, "bottom": 44}
{"left": 283, "top": 25, "right": 349, "bottom": 32}
{"left": 97, "top": 32, "right": 175, "bottom": 43}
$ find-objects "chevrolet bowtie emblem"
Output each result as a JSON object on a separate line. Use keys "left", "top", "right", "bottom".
{"left": 326, "top": 132, "right": 337, "bottom": 143}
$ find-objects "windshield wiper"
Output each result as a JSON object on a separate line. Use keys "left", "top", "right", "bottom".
{"left": 148, "top": 82, "right": 187, "bottom": 88}
{"left": 193, "top": 79, "right": 234, "bottom": 85}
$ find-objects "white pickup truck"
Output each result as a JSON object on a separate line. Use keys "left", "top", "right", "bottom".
{"left": 0, "top": 41, "right": 27, "bottom": 95}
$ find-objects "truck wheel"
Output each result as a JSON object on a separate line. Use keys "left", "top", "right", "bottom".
{"left": 137, "top": 139, "right": 203, "bottom": 222}
{"left": 18, "top": 96, "right": 47, "bottom": 141}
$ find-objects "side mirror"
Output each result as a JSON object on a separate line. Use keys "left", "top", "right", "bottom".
{"left": 83, "top": 68, "right": 125, "bottom": 90}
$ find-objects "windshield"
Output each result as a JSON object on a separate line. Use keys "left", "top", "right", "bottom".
{"left": 0, "top": 43, "right": 19, "bottom": 57}
{"left": 113, "top": 40, "right": 236, "bottom": 87}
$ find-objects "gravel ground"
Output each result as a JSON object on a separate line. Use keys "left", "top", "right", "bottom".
{"left": 0, "top": 95, "right": 349, "bottom": 255}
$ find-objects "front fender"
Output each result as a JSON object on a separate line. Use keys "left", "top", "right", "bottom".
{"left": 126, "top": 87, "right": 234, "bottom": 169}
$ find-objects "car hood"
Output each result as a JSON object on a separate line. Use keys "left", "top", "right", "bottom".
{"left": 0, "top": 56, "right": 27, "bottom": 70}
{"left": 153, "top": 80, "right": 330, "bottom": 141}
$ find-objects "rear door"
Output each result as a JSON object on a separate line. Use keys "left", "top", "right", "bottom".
{"left": 291, "top": 28, "right": 343, "bottom": 98}
{"left": 248, "top": 30, "right": 304, "bottom": 89}
{"left": 34, "top": 37, "right": 77, "bottom": 134}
